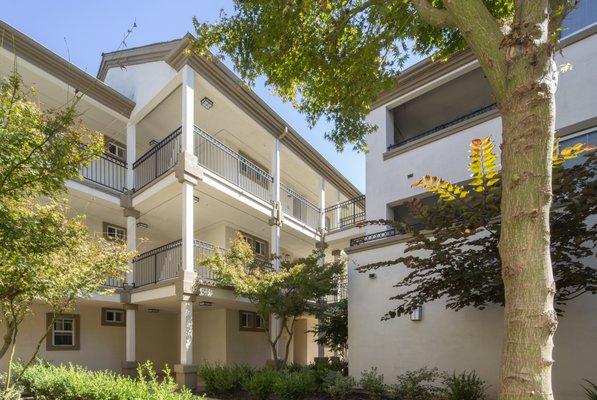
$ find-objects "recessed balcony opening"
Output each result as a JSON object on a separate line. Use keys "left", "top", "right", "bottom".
{"left": 389, "top": 68, "right": 495, "bottom": 151}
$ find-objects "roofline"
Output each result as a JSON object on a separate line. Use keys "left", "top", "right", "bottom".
{"left": 373, "top": 23, "right": 597, "bottom": 110}
{"left": 0, "top": 20, "right": 135, "bottom": 118}
{"left": 99, "top": 33, "right": 362, "bottom": 199}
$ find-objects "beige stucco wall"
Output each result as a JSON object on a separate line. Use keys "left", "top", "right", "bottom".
{"left": 194, "top": 308, "right": 228, "bottom": 364}
{"left": 293, "top": 317, "right": 322, "bottom": 366}
{"left": 225, "top": 308, "right": 271, "bottom": 366}
{"left": 0, "top": 301, "right": 125, "bottom": 372}
{"left": 137, "top": 309, "right": 178, "bottom": 371}
{"left": 348, "top": 244, "right": 597, "bottom": 400}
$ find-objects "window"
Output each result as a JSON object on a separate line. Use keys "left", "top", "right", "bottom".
{"left": 46, "top": 314, "right": 79, "bottom": 351}
{"left": 239, "top": 310, "right": 267, "bottom": 331}
{"left": 241, "top": 231, "right": 269, "bottom": 260}
{"left": 239, "top": 151, "right": 271, "bottom": 189}
{"left": 101, "top": 308, "right": 126, "bottom": 327}
{"left": 106, "top": 139, "right": 126, "bottom": 160}
{"left": 391, "top": 196, "right": 437, "bottom": 231}
{"left": 103, "top": 222, "right": 126, "bottom": 241}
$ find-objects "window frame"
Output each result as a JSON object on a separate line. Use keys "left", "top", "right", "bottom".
{"left": 240, "top": 231, "right": 269, "bottom": 261}
{"left": 239, "top": 310, "right": 267, "bottom": 332}
{"left": 103, "top": 222, "right": 127, "bottom": 242}
{"left": 105, "top": 137, "right": 127, "bottom": 161}
{"left": 46, "top": 313, "right": 80, "bottom": 351}
{"left": 101, "top": 307, "right": 126, "bottom": 327}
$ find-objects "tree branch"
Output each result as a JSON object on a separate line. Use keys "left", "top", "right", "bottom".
{"left": 410, "top": 0, "right": 455, "bottom": 28}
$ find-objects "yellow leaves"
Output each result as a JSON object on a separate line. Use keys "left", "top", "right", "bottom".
{"left": 412, "top": 175, "right": 469, "bottom": 202}
{"left": 553, "top": 141, "right": 595, "bottom": 166}
{"left": 468, "top": 136, "right": 500, "bottom": 190}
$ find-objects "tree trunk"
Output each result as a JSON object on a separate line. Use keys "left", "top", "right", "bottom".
{"left": 497, "top": 44, "right": 558, "bottom": 399}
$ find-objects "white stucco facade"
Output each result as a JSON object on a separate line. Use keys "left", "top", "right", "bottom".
{"left": 348, "top": 24, "right": 597, "bottom": 400}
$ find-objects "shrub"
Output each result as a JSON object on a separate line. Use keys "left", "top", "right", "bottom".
{"left": 198, "top": 363, "right": 253, "bottom": 395}
{"left": 391, "top": 367, "right": 443, "bottom": 400}
{"left": 583, "top": 380, "right": 597, "bottom": 400}
{"left": 442, "top": 371, "right": 487, "bottom": 400}
{"left": 243, "top": 368, "right": 279, "bottom": 400}
{"left": 322, "top": 370, "right": 356, "bottom": 400}
{"left": 272, "top": 369, "right": 318, "bottom": 400}
{"left": 360, "top": 367, "right": 387, "bottom": 400}
{"left": 14, "top": 360, "right": 199, "bottom": 400}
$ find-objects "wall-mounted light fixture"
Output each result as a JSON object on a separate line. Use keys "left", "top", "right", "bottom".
{"left": 198, "top": 301, "right": 213, "bottom": 307}
{"left": 147, "top": 308, "right": 160, "bottom": 313}
{"left": 136, "top": 222, "right": 149, "bottom": 229}
{"left": 410, "top": 306, "right": 423, "bottom": 321}
{"left": 201, "top": 97, "right": 214, "bottom": 110}
{"left": 193, "top": 196, "right": 200, "bottom": 204}
{"left": 368, "top": 273, "right": 377, "bottom": 279}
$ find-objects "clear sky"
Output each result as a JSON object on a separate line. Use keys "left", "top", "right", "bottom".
{"left": 3, "top": 1, "right": 367, "bottom": 192}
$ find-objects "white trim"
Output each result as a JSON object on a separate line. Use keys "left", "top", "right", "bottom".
{"left": 66, "top": 180, "right": 121, "bottom": 204}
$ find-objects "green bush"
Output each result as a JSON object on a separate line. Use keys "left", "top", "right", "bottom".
{"left": 583, "top": 380, "right": 597, "bottom": 400}
{"left": 322, "top": 370, "right": 356, "bottom": 400}
{"left": 391, "top": 367, "right": 443, "bottom": 400}
{"left": 243, "top": 368, "right": 279, "bottom": 400}
{"left": 442, "top": 371, "right": 487, "bottom": 400}
{"left": 272, "top": 369, "right": 318, "bottom": 400}
{"left": 198, "top": 363, "right": 253, "bottom": 395}
{"left": 14, "top": 360, "right": 200, "bottom": 400}
{"left": 360, "top": 367, "right": 387, "bottom": 400}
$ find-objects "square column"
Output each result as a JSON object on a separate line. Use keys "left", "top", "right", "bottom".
{"left": 269, "top": 136, "right": 282, "bottom": 361}
{"left": 175, "top": 295, "right": 197, "bottom": 389}
{"left": 121, "top": 208, "right": 139, "bottom": 376}
{"left": 181, "top": 181, "right": 194, "bottom": 273}
{"left": 181, "top": 65, "right": 195, "bottom": 154}
{"left": 126, "top": 123, "right": 136, "bottom": 191}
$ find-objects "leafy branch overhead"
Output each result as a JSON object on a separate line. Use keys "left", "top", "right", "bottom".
{"left": 358, "top": 137, "right": 596, "bottom": 319}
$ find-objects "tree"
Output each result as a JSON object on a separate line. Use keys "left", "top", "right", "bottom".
{"left": 0, "top": 72, "right": 132, "bottom": 388}
{"left": 357, "top": 137, "right": 595, "bottom": 318}
{"left": 311, "top": 299, "right": 348, "bottom": 359}
{"left": 198, "top": 233, "right": 345, "bottom": 365}
{"left": 191, "top": 2, "right": 580, "bottom": 397}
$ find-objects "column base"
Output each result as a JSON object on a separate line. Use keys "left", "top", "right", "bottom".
{"left": 174, "top": 364, "right": 198, "bottom": 389}
{"left": 121, "top": 361, "right": 138, "bottom": 378}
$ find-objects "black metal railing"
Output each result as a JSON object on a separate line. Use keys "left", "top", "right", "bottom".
{"left": 281, "top": 184, "right": 321, "bottom": 229}
{"left": 350, "top": 228, "right": 397, "bottom": 247}
{"left": 326, "top": 274, "right": 348, "bottom": 303}
{"left": 387, "top": 103, "right": 498, "bottom": 151}
{"left": 325, "top": 195, "right": 366, "bottom": 232}
{"left": 103, "top": 277, "right": 125, "bottom": 288}
{"left": 80, "top": 153, "right": 127, "bottom": 192}
{"left": 133, "top": 239, "right": 223, "bottom": 288}
{"left": 194, "top": 127, "right": 274, "bottom": 203}
{"left": 133, "top": 127, "right": 182, "bottom": 191}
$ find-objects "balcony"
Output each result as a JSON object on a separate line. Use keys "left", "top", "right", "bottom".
{"left": 325, "top": 195, "right": 366, "bottom": 232}
{"left": 133, "top": 239, "right": 224, "bottom": 288}
{"left": 132, "top": 125, "right": 323, "bottom": 230}
{"left": 326, "top": 274, "right": 348, "bottom": 303}
{"left": 350, "top": 228, "right": 398, "bottom": 247}
{"left": 80, "top": 153, "right": 127, "bottom": 193}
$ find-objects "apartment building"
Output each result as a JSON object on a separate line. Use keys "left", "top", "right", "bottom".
{"left": 347, "top": 4, "right": 597, "bottom": 400}
{"left": 0, "top": 21, "right": 365, "bottom": 389}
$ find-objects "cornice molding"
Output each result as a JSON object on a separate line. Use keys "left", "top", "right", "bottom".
{"left": 0, "top": 20, "right": 135, "bottom": 118}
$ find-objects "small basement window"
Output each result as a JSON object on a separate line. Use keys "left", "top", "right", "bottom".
{"left": 102, "top": 308, "right": 126, "bottom": 327}
{"left": 47, "top": 314, "right": 80, "bottom": 351}
{"left": 239, "top": 311, "right": 267, "bottom": 332}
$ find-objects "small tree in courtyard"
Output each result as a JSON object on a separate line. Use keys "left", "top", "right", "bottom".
{"left": 198, "top": 233, "right": 345, "bottom": 365}
{"left": 0, "top": 71, "right": 132, "bottom": 390}
{"left": 358, "top": 137, "right": 595, "bottom": 318}
{"left": 312, "top": 299, "right": 348, "bottom": 359}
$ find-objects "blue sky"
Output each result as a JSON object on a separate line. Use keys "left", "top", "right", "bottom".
{"left": 3, "top": 1, "right": 367, "bottom": 192}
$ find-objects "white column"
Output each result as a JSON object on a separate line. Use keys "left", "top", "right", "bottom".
{"left": 180, "top": 298, "right": 194, "bottom": 365}
{"left": 125, "top": 307, "right": 136, "bottom": 362}
{"left": 335, "top": 191, "right": 341, "bottom": 230}
{"left": 270, "top": 136, "right": 281, "bottom": 359}
{"left": 181, "top": 182, "right": 194, "bottom": 272}
{"left": 181, "top": 65, "right": 195, "bottom": 154}
{"left": 319, "top": 178, "right": 326, "bottom": 233}
{"left": 126, "top": 123, "right": 136, "bottom": 191}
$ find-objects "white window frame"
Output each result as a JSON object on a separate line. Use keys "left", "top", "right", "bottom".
{"left": 52, "top": 317, "right": 75, "bottom": 347}
{"left": 106, "top": 140, "right": 126, "bottom": 160}
{"left": 104, "top": 223, "right": 126, "bottom": 241}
